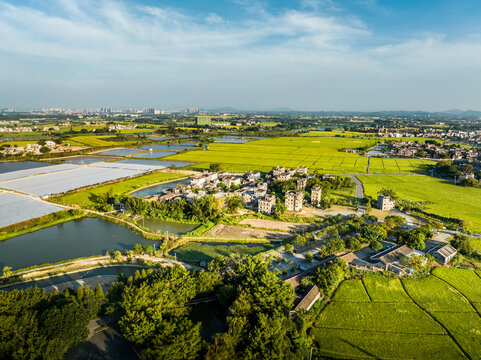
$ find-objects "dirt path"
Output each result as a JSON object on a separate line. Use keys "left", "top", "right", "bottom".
{"left": 239, "top": 219, "right": 313, "bottom": 232}
{"left": 206, "top": 224, "right": 292, "bottom": 239}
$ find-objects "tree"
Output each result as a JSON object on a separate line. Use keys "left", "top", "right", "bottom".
{"left": 225, "top": 195, "right": 244, "bottom": 213}
{"left": 313, "top": 258, "right": 348, "bottom": 296}
{"left": 40, "top": 145, "right": 51, "bottom": 153}
{"left": 273, "top": 198, "right": 286, "bottom": 219}
{"left": 293, "top": 235, "right": 306, "bottom": 245}
{"left": 304, "top": 252, "right": 313, "bottom": 262}
{"left": 369, "top": 240, "right": 383, "bottom": 251}
{"left": 113, "top": 250, "right": 123, "bottom": 262}
{"left": 362, "top": 224, "right": 386, "bottom": 243}
{"left": 210, "top": 163, "right": 222, "bottom": 172}
{"left": 384, "top": 215, "right": 407, "bottom": 229}
{"left": 451, "top": 234, "right": 475, "bottom": 255}
{"left": 2, "top": 266, "right": 12, "bottom": 277}
{"left": 284, "top": 243, "right": 294, "bottom": 252}
{"left": 345, "top": 237, "right": 361, "bottom": 251}
{"left": 378, "top": 187, "right": 397, "bottom": 200}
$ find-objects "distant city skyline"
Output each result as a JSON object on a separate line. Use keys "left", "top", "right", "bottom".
{"left": 1, "top": 0, "right": 481, "bottom": 111}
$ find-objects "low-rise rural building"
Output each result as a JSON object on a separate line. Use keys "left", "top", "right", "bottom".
{"left": 258, "top": 194, "right": 276, "bottom": 215}
{"left": 285, "top": 190, "right": 304, "bottom": 212}
{"left": 429, "top": 243, "right": 457, "bottom": 265}
{"left": 297, "top": 178, "right": 307, "bottom": 190}
{"left": 377, "top": 195, "right": 395, "bottom": 211}
{"left": 311, "top": 185, "right": 322, "bottom": 206}
{"left": 296, "top": 166, "right": 308, "bottom": 175}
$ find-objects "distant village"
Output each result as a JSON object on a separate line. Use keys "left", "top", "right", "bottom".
{"left": 0, "top": 141, "right": 71, "bottom": 157}
{"left": 379, "top": 141, "right": 479, "bottom": 161}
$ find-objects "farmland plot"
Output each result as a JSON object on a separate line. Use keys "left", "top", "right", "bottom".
{"left": 359, "top": 174, "right": 481, "bottom": 232}
{"left": 313, "top": 269, "right": 481, "bottom": 359}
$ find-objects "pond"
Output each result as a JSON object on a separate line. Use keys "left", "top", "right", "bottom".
{"left": 141, "top": 218, "right": 198, "bottom": 235}
{"left": 95, "top": 148, "right": 142, "bottom": 156}
{"left": 213, "top": 136, "right": 266, "bottom": 143}
{"left": 0, "top": 218, "right": 154, "bottom": 270}
{"left": 130, "top": 178, "right": 191, "bottom": 198}
{"left": 0, "top": 160, "right": 53, "bottom": 174}
{"left": 117, "top": 158, "right": 194, "bottom": 168}
{"left": 139, "top": 144, "right": 195, "bottom": 151}
{"left": 132, "top": 150, "right": 176, "bottom": 159}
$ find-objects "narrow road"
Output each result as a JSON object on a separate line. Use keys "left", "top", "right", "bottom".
{"left": 348, "top": 174, "right": 364, "bottom": 203}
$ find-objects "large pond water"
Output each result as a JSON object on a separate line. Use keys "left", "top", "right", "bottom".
{"left": 0, "top": 160, "right": 53, "bottom": 173}
{"left": 130, "top": 178, "right": 191, "bottom": 198}
{"left": 0, "top": 218, "right": 154, "bottom": 270}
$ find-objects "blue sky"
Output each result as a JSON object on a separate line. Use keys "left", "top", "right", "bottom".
{"left": 1, "top": 0, "right": 481, "bottom": 111}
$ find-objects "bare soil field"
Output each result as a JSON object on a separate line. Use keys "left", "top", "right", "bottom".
{"left": 239, "top": 219, "right": 313, "bottom": 232}
{"left": 206, "top": 224, "right": 292, "bottom": 239}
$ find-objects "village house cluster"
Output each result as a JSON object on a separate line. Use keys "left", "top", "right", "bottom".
{"left": 342, "top": 242, "right": 457, "bottom": 275}
{"left": 386, "top": 141, "right": 479, "bottom": 161}
{"left": 377, "top": 128, "right": 481, "bottom": 146}
{"left": 146, "top": 166, "right": 325, "bottom": 214}
{"left": 0, "top": 141, "right": 70, "bottom": 157}
{"left": 108, "top": 124, "right": 138, "bottom": 131}
{"left": 0, "top": 126, "right": 33, "bottom": 132}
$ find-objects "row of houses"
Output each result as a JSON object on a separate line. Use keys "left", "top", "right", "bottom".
{"left": 342, "top": 243, "right": 457, "bottom": 275}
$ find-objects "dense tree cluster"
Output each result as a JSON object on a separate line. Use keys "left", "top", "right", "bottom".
{"left": 118, "top": 266, "right": 202, "bottom": 360}
{"left": 395, "top": 226, "right": 433, "bottom": 250}
{"left": 0, "top": 285, "right": 105, "bottom": 360}
{"left": 206, "top": 256, "right": 309, "bottom": 360}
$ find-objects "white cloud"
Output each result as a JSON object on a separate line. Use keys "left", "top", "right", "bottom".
{"left": 0, "top": 0, "right": 480, "bottom": 110}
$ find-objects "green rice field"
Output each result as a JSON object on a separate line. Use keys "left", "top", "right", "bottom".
{"left": 359, "top": 174, "right": 481, "bottom": 232}
{"left": 166, "top": 136, "right": 434, "bottom": 174}
{"left": 312, "top": 269, "right": 481, "bottom": 359}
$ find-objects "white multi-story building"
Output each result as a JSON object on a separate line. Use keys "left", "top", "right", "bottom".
{"left": 258, "top": 194, "right": 276, "bottom": 215}
{"left": 285, "top": 190, "right": 304, "bottom": 212}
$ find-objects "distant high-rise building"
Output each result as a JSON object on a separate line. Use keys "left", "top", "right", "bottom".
{"left": 196, "top": 116, "right": 212, "bottom": 126}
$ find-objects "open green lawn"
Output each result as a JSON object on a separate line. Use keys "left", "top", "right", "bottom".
{"left": 312, "top": 269, "right": 481, "bottom": 359}
{"left": 166, "top": 136, "right": 434, "bottom": 174}
{"left": 173, "top": 242, "right": 274, "bottom": 264}
{"left": 53, "top": 171, "right": 186, "bottom": 206}
{"left": 359, "top": 174, "right": 481, "bottom": 232}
